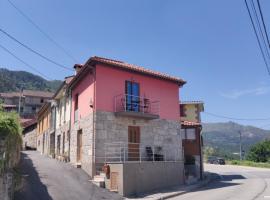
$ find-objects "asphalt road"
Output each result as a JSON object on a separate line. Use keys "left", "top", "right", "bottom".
{"left": 170, "top": 164, "right": 270, "bottom": 200}
{"left": 14, "top": 151, "right": 122, "bottom": 200}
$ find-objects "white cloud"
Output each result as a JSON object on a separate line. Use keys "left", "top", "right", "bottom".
{"left": 220, "top": 86, "right": 270, "bottom": 99}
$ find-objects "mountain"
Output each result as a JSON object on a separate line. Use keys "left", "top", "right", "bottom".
{"left": 202, "top": 121, "right": 270, "bottom": 155}
{"left": 0, "top": 68, "right": 62, "bottom": 92}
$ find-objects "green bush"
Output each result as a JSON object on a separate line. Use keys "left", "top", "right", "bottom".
{"left": 246, "top": 140, "right": 270, "bottom": 162}
{"left": 0, "top": 109, "right": 22, "bottom": 174}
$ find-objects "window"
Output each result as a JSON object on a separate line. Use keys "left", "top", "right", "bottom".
{"left": 186, "top": 129, "right": 196, "bottom": 140}
{"left": 40, "top": 98, "right": 44, "bottom": 103}
{"left": 182, "top": 128, "right": 196, "bottom": 140}
{"left": 75, "top": 94, "right": 79, "bottom": 111}
{"left": 180, "top": 104, "right": 186, "bottom": 117}
{"left": 74, "top": 94, "right": 79, "bottom": 121}
{"left": 125, "top": 81, "right": 140, "bottom": 112}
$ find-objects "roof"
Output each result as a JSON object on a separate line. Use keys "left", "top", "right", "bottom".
{"left": 181, "top": 121, "right": 202, "bottom": 127}
{"left": 180, "top": 101, "right": 204, "bottom": 105}
{"left": 20, "top": 118, "right": 37, "bottom": 128}
{"left": 0, "top": 90, "right": 54, "bottom": 99}
{"left": 0, "top": 92, "right": 20, "bottom": 98}
{"left": 23, "top": 90, "right": 54, "bottom": 98}
{"left": 53, "top": 75, "right": 75, "bottom": 99}
{"left": 88, "top": 56, "right": 186, "bottom": 86}
{"left": 37, "top": 102, "right": 50, "bottom": 118}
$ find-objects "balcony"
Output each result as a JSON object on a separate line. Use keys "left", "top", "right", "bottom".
{"left": 114, "top": 94, "right": 159, "bottom": 119}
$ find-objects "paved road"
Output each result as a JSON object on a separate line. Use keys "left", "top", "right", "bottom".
{"left": 170, "top": 164, "right": 270, "bottom": 200}
{"left": 14, "top": 151, "right": 122, "bottom": 200}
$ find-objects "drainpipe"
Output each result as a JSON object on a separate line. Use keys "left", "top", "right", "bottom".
{"left": 198, "top": 127, "right": 203, "bottom": 180}
{"left": 68, "top": 91, "right": 72, "bottom": 162}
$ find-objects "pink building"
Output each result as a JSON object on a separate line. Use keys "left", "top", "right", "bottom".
{"left": 68, "top": 56, "right": 186, "bottom": 196}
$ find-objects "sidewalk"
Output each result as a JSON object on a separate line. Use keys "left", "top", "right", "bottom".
{"left": 125, "top": 173, "right": 215, "bottom": 200}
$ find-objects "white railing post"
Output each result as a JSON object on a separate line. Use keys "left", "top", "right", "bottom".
{"left": 140, "top": 145, "right": 141, "bottom": 162}
{"left": 152, "top": 146, "right": 155, "bottom": 162}
{"left": 123, "top": 143, "right": 126, "bottom": 162}
{"left": 164, "top": 150, "right": 166, "bottom": 162}
{"left": 105, "top": 143, "right": 107, "bottom": 163}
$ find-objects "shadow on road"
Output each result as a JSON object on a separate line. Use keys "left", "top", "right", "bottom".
{"left": 195, "top": 173, "right": 246, "bottom": 192}
{"left": 14, "top": 152, "right": 53, "bottom": 200}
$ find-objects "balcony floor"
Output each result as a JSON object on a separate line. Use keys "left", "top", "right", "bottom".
{"left": 115, "top": 111, "right": 159, "bottom": 119}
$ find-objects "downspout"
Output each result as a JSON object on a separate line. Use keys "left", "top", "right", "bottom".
{"left": 198, "top": 126, "right": 203, "bottom": 180}
{"left": 68, "top": 90, "right": 72, "bottom": 162}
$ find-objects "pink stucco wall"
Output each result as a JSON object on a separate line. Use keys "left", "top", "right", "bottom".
{"left": 71, "top": 64, "right": 181, "bottom": 122}
{"left": 71, "top": 70, "right": 95, "bottom": 124}
{"left": 95, "top": 64, "right": 180, "bottom": 121}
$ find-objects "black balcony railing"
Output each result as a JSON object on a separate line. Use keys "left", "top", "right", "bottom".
{"left": 114, "top": 94, "right": 159, "bottom": 119}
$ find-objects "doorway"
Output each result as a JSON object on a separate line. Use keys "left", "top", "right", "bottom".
{"left": 128, "top": 126, "right": 140, "bottom": 161}
{"left": 77, "top": 129, "right": 83, "bottom": 162}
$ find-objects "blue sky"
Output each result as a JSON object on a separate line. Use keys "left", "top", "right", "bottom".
{"left": 0, "top": 0, "right": 270, "bottom": 128}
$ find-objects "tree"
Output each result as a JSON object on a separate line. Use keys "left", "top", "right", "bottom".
{"left": 246, "top": 140, "right": 270, "bottom": 163}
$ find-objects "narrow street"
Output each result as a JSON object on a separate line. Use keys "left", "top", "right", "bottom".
{"left": 170, "top": 164, "right": 270, "bottom": 200}
{"left": 14, "top": 151, "right": 122, "bottom": 200}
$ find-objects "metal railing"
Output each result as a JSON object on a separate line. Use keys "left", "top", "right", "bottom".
{"left": 114, "top": 94, "right": 160, "bottom": 116}
{"left": 102, "top": 142, "right": 181, "bottom": 163}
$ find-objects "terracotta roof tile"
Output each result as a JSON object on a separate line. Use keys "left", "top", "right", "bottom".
{"left": 89, "top": 56, "right": 186, "bottom": 85}
{"left": 181, "top": 121, "right": 201, "bottom": 127}
{"left": 23, "top": 90, "right": 54, "bottom": 98}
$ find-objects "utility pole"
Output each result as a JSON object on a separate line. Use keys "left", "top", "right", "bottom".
{"left": 18, "top": 87, "right": 23, "bottom": 115}
{"left": 239, "top": 130, "right": 242, "bottom": 160}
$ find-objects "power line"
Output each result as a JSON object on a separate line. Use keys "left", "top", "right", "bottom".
{"left": 257, "top": 0, "right": 270, "bottom": 48}
{"left": 0, "top": 28, "right": 73, "bottom": 71}
{"left": 203, "top": 111, "right": 270, "bottom": 121}
{"left": 0, "top": 43, "right": 52, "bottom": 80}
{"left": 244, "top": 0, "right": 270, "bottom": 75}
{"left": 7, "top": 0, "right": 78, "bottom": 63}
{"left": 250, "top": 0, "right": 270, "bottom": 60}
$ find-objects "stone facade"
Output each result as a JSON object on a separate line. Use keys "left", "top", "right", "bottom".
{"left": 95, "top": 111, "right": 183, "bottom": 163}
{"left": 70, "top": 112, "right": 94, "bottom": 176}
{"left": 55, "top": 122, "right": 70, "bottom": 160}
{"left": 36, "top": 131, "right": 50, "bottom": 155}
{"left": 69, "top": 110, "right": 183, "bottom": 177}
{"left": 22, "top": 126, "right": 37, "bottom": 150}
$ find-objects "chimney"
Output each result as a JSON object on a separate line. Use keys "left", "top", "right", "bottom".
{"left": 74, "top": 64, "right": 83, "bottom": 75}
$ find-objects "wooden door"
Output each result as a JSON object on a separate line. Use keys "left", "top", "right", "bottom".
{"left": 110, "top": 172, "right": 119, "bottom": 191}
{"left": 128, "top": 126, "right": 140, "bottom": 161}
{"left": 77, "top": 130, "right": 82, "bottom": 162}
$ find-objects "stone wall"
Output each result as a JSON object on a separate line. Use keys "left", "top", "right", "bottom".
{"left": 95, "top": 111, "right": 183, "bottom": 163}
{"left": 70, "top": 112, "right": 94, "bottom": 176}
{"left": 69, "top": 110, "right": 183, "bottom": 177}
{"left": 0, "top": 139, "right": 15, "bottom": 200}
{"left": 36, "top": 131, "right": 50, "bottom": 155}
{"left": 107, "top": 162, "right": 184, "bottom": 197}
{"left": 22, "top": 128, "right": 37, "bottom": 150}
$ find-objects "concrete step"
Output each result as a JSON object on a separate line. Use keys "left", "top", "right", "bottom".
{"left": 93, "top": 175, "right": 105, "bottom": 182}
{"left": 92, "top": 180, "right": 105, "bottom": 188}
{"left": 73, "top": 162, "right": 81, "bottom": 168}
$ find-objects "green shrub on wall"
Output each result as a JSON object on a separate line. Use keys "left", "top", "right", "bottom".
{"left": 0, "top": 106, "right": 22, "bottom": 174}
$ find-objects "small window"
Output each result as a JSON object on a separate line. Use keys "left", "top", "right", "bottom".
{"left": 186, "top": 129, "right": 196, "bottom": 140}
{"left": 40, "top": 99, "right": 44, "bottom": 103}
{"left": 75, "top": 94, "right": 79, "bottom": 110}
{"left": 181, "top": 128, "right": 196, "bottom": 140}
{"left": 180, "top": 104, "right": 186, "bottom": 117}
